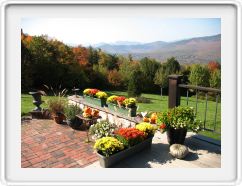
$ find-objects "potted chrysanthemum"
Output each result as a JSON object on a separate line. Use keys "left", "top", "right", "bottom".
{"left": 157, "top": 106, "right": 202, "bottom": 145}
{"left": 93, "top": 122, "right": 156, "bottom": 168}
{"left": 123, "top": 98, "right": 137, "bottom": 117}
{"left": 95, "top": 91, "right": 108, "bottom": 107}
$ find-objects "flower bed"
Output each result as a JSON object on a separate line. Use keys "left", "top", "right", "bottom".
{"left": 83, "top": 88, "right": 108, "bottom": 107}
{"left": 107, "top": 95, "right": 137, "bottom": 117}
{"left": 93, "top": 122, "right": 156, "bottom": 167}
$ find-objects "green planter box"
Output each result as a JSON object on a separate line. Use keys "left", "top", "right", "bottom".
{"left": 107, "top": 103, "right": 137, "bottom": 117}
{"left": 96, "top": 136, "right": 153, "bottom": 168}
{"left": 84, "top": 96, "right": 107, "bottom": 107}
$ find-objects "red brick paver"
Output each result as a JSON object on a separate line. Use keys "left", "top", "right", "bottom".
{"left": 21, "top": 119, "right": 98, "bottom": 168}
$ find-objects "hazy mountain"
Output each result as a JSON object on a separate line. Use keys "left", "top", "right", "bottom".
{"left": 95, "top": 34, "right": 221, "bottom": 64}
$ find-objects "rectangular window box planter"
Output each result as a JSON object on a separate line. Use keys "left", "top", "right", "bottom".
{"left": 108, "top": 103, "right": 137, "bottom": 117}
{"left": 96, "top": 136, "right": 153, "bottom": 168}
{"left": 83, "top": 96, "right": 107, "bottom": 107}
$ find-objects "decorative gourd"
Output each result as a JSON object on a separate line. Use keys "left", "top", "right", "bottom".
{"left": 169, "top": 144, "right": 189, "bottom": 159}
{"left": 150, "top": 113, "right": 157, "bottom": 124}
{"left": 84, "top": 107, "right": 92, "bottom": 115}
{"left": 83, "top": 112, "right": 92, "bottom": 118}
{"left": 143, "top": 117, "right": 150, "bottom": 122}
{"left": 92, "top": 109, "right": 99, "bottom": 117}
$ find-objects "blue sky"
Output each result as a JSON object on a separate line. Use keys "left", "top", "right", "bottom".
{"left": 21, "top": 18, "right": 221, "bottom": 46}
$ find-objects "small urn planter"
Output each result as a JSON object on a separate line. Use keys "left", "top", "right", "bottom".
{"left": 29, "top": 91, "right": 43, "bottom": 111}
{"left": 166, "top": 128, "right": 187, "bottom": 145}
{"left": 97, "top": 136, "right": 153, "bottom": 168}
{"left": 52, "top": 112, "right": 66, "bottom": 124}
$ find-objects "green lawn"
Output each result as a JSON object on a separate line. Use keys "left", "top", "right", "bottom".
{"left": 21, "top": 91, "right": 221, "bottom": 140}
{"left": 106, "top": 91, "right": 221, "bottom": 140}
{"left": 21, "top": 94, "right": 53, "bottom": 116}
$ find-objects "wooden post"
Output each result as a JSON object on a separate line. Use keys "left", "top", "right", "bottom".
{"left": 168, "top": 75, "right": 183, "bottom": 109}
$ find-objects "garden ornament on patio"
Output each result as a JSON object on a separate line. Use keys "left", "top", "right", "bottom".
{"left": 29, "top": 91, "right": 45, "bottom": 111}
{"left": 169, "top": 144, "right": 189, "bottom": 159}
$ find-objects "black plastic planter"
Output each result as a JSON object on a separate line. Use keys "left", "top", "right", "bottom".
{"left": 166, "top": 128, "right": 187, "bottom": 145}
{"left": 129, "top": 106, "right": 137, "bottom": 117}
{"left": 96, "top": 136, "right": 153, "bottom": 168}
{"left": 67, "top": 118, "right": 82, "bottom": 130}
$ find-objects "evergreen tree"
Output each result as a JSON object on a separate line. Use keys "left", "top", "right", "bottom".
{"left": 127, "top": 69, "right": 143, "bottom": 97}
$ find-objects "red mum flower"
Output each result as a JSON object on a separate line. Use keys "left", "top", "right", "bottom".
{"left": 160, "top": 123, "right": 166, "bottom": 129}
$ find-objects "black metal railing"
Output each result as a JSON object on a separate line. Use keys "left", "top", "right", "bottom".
{"left": 168, "top": 75, "right": 221, "bottom": 135}
{"left": 178, "top": 84, "right": 221, "bottom": 133}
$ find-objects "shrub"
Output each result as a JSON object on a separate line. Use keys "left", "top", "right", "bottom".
{"left": 89, "top": 120, "right": 117, "bottom": 140}
{"left": 94, "top": 137, "right": 124, "bottom": 157}
{"left": 136, "top": 97, "right": 152, "bottom": 103}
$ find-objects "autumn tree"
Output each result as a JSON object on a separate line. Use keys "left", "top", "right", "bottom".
{"left": 207, "top": 61, "right": 221, "bottom": 72}
{"left": 108, "top": 69, "right": 123, "bottom": 88}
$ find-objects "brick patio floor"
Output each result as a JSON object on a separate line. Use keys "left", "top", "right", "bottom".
{"left": 21, "top": 119, "right": 98, "bottom": 168}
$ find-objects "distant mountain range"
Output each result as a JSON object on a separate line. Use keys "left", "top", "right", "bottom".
{"left": 94, "top": 34, "right": 221, "bottom": 64}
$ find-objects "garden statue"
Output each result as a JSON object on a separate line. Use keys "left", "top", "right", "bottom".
{"left": 29, "top": 91, "right": 44, "bottom": 111}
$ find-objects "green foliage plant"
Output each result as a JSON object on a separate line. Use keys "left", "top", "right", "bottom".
{"left": 64, "top": 104, "right": 82, "bottom": 120}
{"left": 157, "top": 106, "right": 202, "bottom": 133}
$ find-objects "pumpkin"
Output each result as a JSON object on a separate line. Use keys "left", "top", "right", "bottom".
{"left": 83, "top": 112, "right": 92, "bottom": 118}
{"left": 169, "top": 144, "right": 189, "bottom": 159}
{"left": 143, "top": 117, "right": 150, "bottom": 122}
{"left": 151, "top": 113, "right": 157, "bottom": 120}
{"left": 150, "top": 113, "right": 157, "bottom": 124}
{"left": 84, "top": 107, "right": 92, "bottom": 115}
{"left": 92, "top": 109, "right": 99, "bottom": 117}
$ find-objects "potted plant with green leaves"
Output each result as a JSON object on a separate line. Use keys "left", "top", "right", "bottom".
{"left": 64, "top": 104, "right": 82, "bottom": 129}
{"left": 43, "top": 85, "right": 68, "bottom": 124}
{"left": 47, "top": 97, "right": 67, "bottom": 124}
{"left": 157, "top": 106, "right": 202, "bottom": 145}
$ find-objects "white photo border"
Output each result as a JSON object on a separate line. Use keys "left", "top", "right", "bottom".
{"left": 0, "top": 0, "right": 242, "bottom": 186}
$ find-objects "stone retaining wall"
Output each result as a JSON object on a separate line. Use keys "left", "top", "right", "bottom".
{"left": 68, "top": 96, "right": 141, "bottom": 128}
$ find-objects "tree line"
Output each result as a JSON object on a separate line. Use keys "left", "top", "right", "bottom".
{"left": 21, "top": 31, "right": 221, "bottom": 97}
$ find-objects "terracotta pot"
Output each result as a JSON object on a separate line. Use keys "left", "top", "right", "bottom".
{"left": 52, "top": 112, "right": 65, "bottom": 124}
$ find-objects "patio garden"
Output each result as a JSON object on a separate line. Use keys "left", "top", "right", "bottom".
{"left": 21, "top": 28, "right": 221, "bottom": 168}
